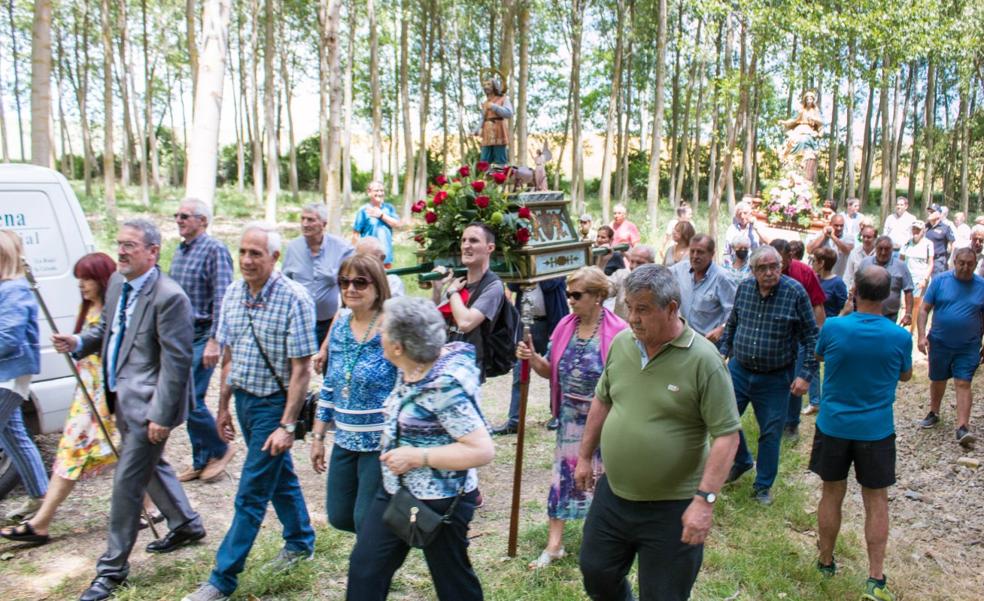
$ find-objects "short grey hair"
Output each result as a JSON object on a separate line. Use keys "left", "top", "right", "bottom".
{"left": 383, "top": 296, "right": 446, "bottom": 363}
{"left": 613, "top": 203, "right": 627, "bottom": 214}
{"left": 734, "top": 200, "right": 752, "bottom": 215}
{"left": 624, "top": 264, "right": 680, "bottom": 309}
{"left": 355, "top": 236, "right": 385, "bottom": 261}
{"left": 181, "top": 197, "right": 212, "bottom": 223}
{"left": 953, "top": 246, "right": 977, "bottom": 262}
{"left": 242, "top": 221, "right": 282, "bottom": 254}
{"left": 367, "top": 180, "right": 384, "bottom": 191}
{"left": 631, "top": 245, "right": 656, "bottom": 263}
{"left": 749, "top": 245, "right": 781, "bottom": 268}
{"left": 874, "top": 235, "right": 893, "bottom": 248}
{"left": 971, "top": 224, "right": 984, "bottom": 237}
{"left": 122, "top": 218, "right": 161, "bottom": 247}
{"left": 301, "top": 202, "right": 329, "bottom": 224}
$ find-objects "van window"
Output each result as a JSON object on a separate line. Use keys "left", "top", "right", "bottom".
{"left": 0, "top": 189, "right": 69, "bottom": 277}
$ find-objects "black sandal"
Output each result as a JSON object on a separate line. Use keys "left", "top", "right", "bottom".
{"left": 0, "top": 522, "right": 50, "bottom": 546}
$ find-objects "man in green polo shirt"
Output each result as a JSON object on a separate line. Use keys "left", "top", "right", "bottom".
{"left": 575, "top": 264, "right": 741, "bottom": 601}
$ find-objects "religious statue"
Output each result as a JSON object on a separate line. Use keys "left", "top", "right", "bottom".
{"left": 509, "top": 141, "right": 552, "bottom": 191}
{"left": 474, "top": 69, "right": 513, "bottom": 166}
{"left": 779, "top": 90, "right": 823, "bottom": 182}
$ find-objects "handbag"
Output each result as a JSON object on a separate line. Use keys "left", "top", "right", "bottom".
{"left": 245, "top": 309, "right": 316, "bottom": 441}
{"left": 382, "top": 400, "right": 464, "bottom": 548}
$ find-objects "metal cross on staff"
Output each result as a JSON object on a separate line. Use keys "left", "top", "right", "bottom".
{"left": 22, "top": 260, "right": 163, "bottom": 540}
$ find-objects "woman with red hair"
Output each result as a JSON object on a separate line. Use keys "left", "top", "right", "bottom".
{"left": 1, "top": 253, "right": 159, "bottom": 545}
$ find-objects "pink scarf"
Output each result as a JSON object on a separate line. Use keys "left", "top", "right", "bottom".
{"left": 548, "top": 308, "right": 628, "bottom": 418}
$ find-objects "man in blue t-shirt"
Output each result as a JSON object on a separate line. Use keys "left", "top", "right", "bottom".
{"left": 811, "top": 265, "right": 912, "bottom": 601}
{"left": 916, "top": 247, "right": 984, "bottom": 448}
{"left": 352, "top": 180, "right": 401, "bottom": 266}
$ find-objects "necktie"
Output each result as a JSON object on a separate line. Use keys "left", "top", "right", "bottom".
{"left": 109, "top": 282, "right": 133, "bottom": 390}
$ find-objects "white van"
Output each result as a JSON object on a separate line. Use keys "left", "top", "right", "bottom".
{"left": 0, "top": 164, "right": 94, "bottom": 498}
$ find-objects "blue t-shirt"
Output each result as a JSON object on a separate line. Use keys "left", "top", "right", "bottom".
{"left": 352, "top": 202, "right": 399, "bottom": 264}
{"left": 819, "top": 275, "right": 847, "bottom": 319}
{"left": 816, "top": 312, "right": 912, "bottom": 441}
{"left": 924, "top": 271, "right": 984, "bottom": 349}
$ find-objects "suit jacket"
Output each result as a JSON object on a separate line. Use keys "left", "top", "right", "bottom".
{"left": 78, "top": 268, "right": 195, "bottom": 429}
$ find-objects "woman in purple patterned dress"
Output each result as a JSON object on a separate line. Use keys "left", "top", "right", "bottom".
{"left": 517, "top": 266, "right": 628, "bottom": 569}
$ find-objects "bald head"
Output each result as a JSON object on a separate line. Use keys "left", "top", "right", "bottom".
{"left": 855, "top": 265, "right": 890, "bottom": 303}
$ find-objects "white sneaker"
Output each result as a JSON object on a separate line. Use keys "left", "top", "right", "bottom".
{"left": 182, "top": 582, "right": 228, "bottom": 601}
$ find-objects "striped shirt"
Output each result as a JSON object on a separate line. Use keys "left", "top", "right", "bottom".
{"left": 720, "top": 275, "right": 819, "bottom": 381}
{"left": 169, "top": 233, "right": 234, "bottom": 337}
{"left": 316, "top": 313, "right": 397, "bottom": 452}
{"left": 216, "top": 272, "right": 318, "bottom": 397}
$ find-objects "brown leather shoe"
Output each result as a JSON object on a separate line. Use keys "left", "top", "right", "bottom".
{"left": 200, "top": 447, "right": 237, "bottom": 481}
{"left": 177, "top": 466, "right": 202, "bottom": 482}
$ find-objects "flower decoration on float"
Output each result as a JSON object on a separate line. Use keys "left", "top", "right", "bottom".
{"left": 760, "top": 170, "right": 821, "bottom": 229}
{"left": 412, "top": 161, "right": 533, "bottom": 271}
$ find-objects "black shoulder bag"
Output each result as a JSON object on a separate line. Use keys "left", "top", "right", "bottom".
{"left": 245, "top": 309, "right": 316, "bottom": 441}
{"left": 382, "top": 399, "right": 465, "bottom": 548}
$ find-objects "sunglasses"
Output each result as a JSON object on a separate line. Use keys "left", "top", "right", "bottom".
{"left": 338, "top": 276, "right": 372, "bottom": 291}
{"left": 566, "top": 290, "right": 588, "bottom": 300}
{"left": 173, "top": 212, "right": 198, "bottom": 220}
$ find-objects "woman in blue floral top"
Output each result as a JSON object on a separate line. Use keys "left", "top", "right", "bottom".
{"left": 310, "top": 255, "right": 396, "bottom": 534}
{"left": 346, "top": 296, "right": 494, "bottom": 601}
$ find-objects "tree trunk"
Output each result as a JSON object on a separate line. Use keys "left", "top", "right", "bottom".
{"left": 185, "top": 0, "right": 231, "bottom": 208}
{"left": 922, "top": 58, "right": 936, "bottom": 209}
{"left": 368, "top": 0, "right": 383, "bottom": 181}
{"left": 439, "top": 17, "right": 448, "bottom": 169}
{"left": 341, "top": 4, "right": 355, "bottom": 209}
{"left": 234, "top": 9, "right": 246, "bottom": 192}
{"left": 30, "top": 0, "right": 52, "bottom": 167}
{"left": 859, "top": 79, "right": 875, "bottom": 205}
{"left": 262, "top": 0, "right": 280, "bottom": 222}
{"left": 826, "top": 80, "right": 839, "bottom": 203}
{"left": 399, "top": 0, "right": 414, "bottom": 215}
{"left": 453, "top": 16, "right": 467, "bottom": 163}
{"left": 958, "top": 79, "right": 972, "bottom": 214}
{"left": 279, "top": 30, "right": 298, "bottom": 201}
{"left": 100, "top": 0, "right": 115, "bottom": 215}
{"left": 515, "top": 0, "right": 529, "bottom": 167}
{"left": 674, "top": 18, "right": 701, "bottom": 205}
{"left": 69, "top": 2, "right": 94, "bottom": 195}
{"left": 907, "top": 96, "right": 921, "bottom": 204}
{"left": 142, "top": 0, "right": 161, "bottom": 196}
{"left": 323, "top": 0, "right": 342, "bottom": 229}
{"left": 712, "top": 15, "right": 744, "bottom": 244}
{"left": 114, "top": 1, "right": 132, "bottom": 186}
{"left": 841, "top": 42, "right": 855, "bottom": 203}
{"left": 413, "top": 3, "right": 434, "bottom": 203}
{"left": 707, "top": 17, "right": 723, "bottom": 221}
{"left": 667, "top": 3, "right": 683, "bottom": 206}
{"left": 618, "top": 23, "right": 634, "bottom": 204}
{"left": 598, "top": 0, "right": 625, "bottom": 224}
{"left": 879, "top": 57, "right": 892, "bottom": 225}
{"left": 569, "top": 0, "right": 586, "bottom": 212}
{"left": 499, "top": 0, "right": 514, "bottom": 164}
{"left": 187, "top": 0, "right": 199, "bottom": 103}
{"left": 249, "top": 0, "right": 264, "bottom": 205}
{"left": 554, "top": 78, "right": 572, "bottom": 191}
{"left": 0, "top": 60, "right": 9, "bottom": 161}
{"left": 390, "top": 16, "right": 400, "bottom": 197}
{"left": 645, "top": 0, "right": 668, "bottom": 235}
{"left": 891, "top": 65, "right": 912, "bottom": 206}
{"left": 690, "top": 51, "right": 706, "bottom": 207}
{"left": 56, "top": 36, "right": 74, "bottom": 174}
{"left": 9, "top": 0, "right": 25, "bottom": 160}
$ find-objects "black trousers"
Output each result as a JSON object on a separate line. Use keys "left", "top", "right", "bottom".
{"left": 346, "top": 488, "right": 482, "bottom": 601}
{"left": 580, "top": 476, "right": 702, "bottom": 601}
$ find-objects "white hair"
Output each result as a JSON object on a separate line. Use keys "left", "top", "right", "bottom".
{"left": 181, "top": 197, "right": 212, "bottom": 223}
{"left": 301, "top": 203, "right": 329, "bottom": 224}
{"left": 242, "top": 221, "right": 282, "bottom": 254}
{"left": 613, "top": 204, "right": 627, "bottom": 214}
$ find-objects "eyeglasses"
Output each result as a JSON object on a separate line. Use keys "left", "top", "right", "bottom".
{"left": 338, "top": 276, "right": 372, "bottom": 291}
{"left": 566, "top": 290, "right": 588, "bottom": 300}
{"left": 116, "top": 240, "right": 147, "bottom": 252}
{"left": 753, "top": 263, "right": 782, "bottom": 274}
{"left": 174, "top": 212, "right": 199, "bottom": 220}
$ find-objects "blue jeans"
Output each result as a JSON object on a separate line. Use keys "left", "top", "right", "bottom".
{"left": 730, "top": 361, "right": 794, "bottom": 491}
{"left": 785, "top": 346, "right": 819, "bottom": 428}
{"left": 0, "top": 390, "right": 47, "bottom": 498}
{"left": 506, "top": 318, "right": 551, "bottom": 426}
{"left": 209, "top": 390, "right": 315, "bottom": 595}
{"left": 188, "top": 327, "right": 228, "bottom": 470}
{"left": 326, "top": 446, "right": 381, "bottom": 534}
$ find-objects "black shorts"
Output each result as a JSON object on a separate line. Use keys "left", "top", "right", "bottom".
{"left": 808, "top": 428, "right": 896, "bottom": 489}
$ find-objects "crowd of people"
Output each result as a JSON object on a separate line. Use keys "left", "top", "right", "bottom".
{"left": 0, "top": 191, "right": 979, "bottom": 601}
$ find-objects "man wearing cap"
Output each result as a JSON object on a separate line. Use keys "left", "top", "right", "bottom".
{"left": 883, "top": 197, "right": 916, "bottom": 251}
{"left": 924, "top": 203, "right": 954, "bottom": 276}
{"left": 578, "top": 214, "right": 596, "bottom": 242}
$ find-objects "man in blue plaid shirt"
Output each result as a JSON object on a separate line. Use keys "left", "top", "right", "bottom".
{"left": 183, "top": 223, "right": 318, "bottom": 601}
{"left": 719, "top": 245, "right": 819, "bottom": 506}
{"left": 169, "top": 198, "right": 236, "bottom": 483}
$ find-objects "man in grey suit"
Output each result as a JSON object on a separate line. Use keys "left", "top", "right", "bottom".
{"left": 53, "top": 219, "right": 205, "bottom": 601}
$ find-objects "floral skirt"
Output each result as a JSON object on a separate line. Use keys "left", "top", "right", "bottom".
{"left": 52, "top": 361, "right": 117, "bottom": 481}
{"left": 547, "top": 394, "right": 603, "bottom": 521}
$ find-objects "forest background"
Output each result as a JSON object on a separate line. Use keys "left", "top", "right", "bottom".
{"left": 5, "top": 0, "right": 984, "bottom": 244}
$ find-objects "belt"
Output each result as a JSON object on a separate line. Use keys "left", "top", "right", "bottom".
{"left": 740, "top": 362, "right": 793, "bottom": 375}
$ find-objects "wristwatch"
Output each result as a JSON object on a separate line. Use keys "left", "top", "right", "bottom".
{"left": 695, "top": 489, "right": 717, "bottom": 504}
{"left": 280, "top": 422, "right": 297, "bottom": 434}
